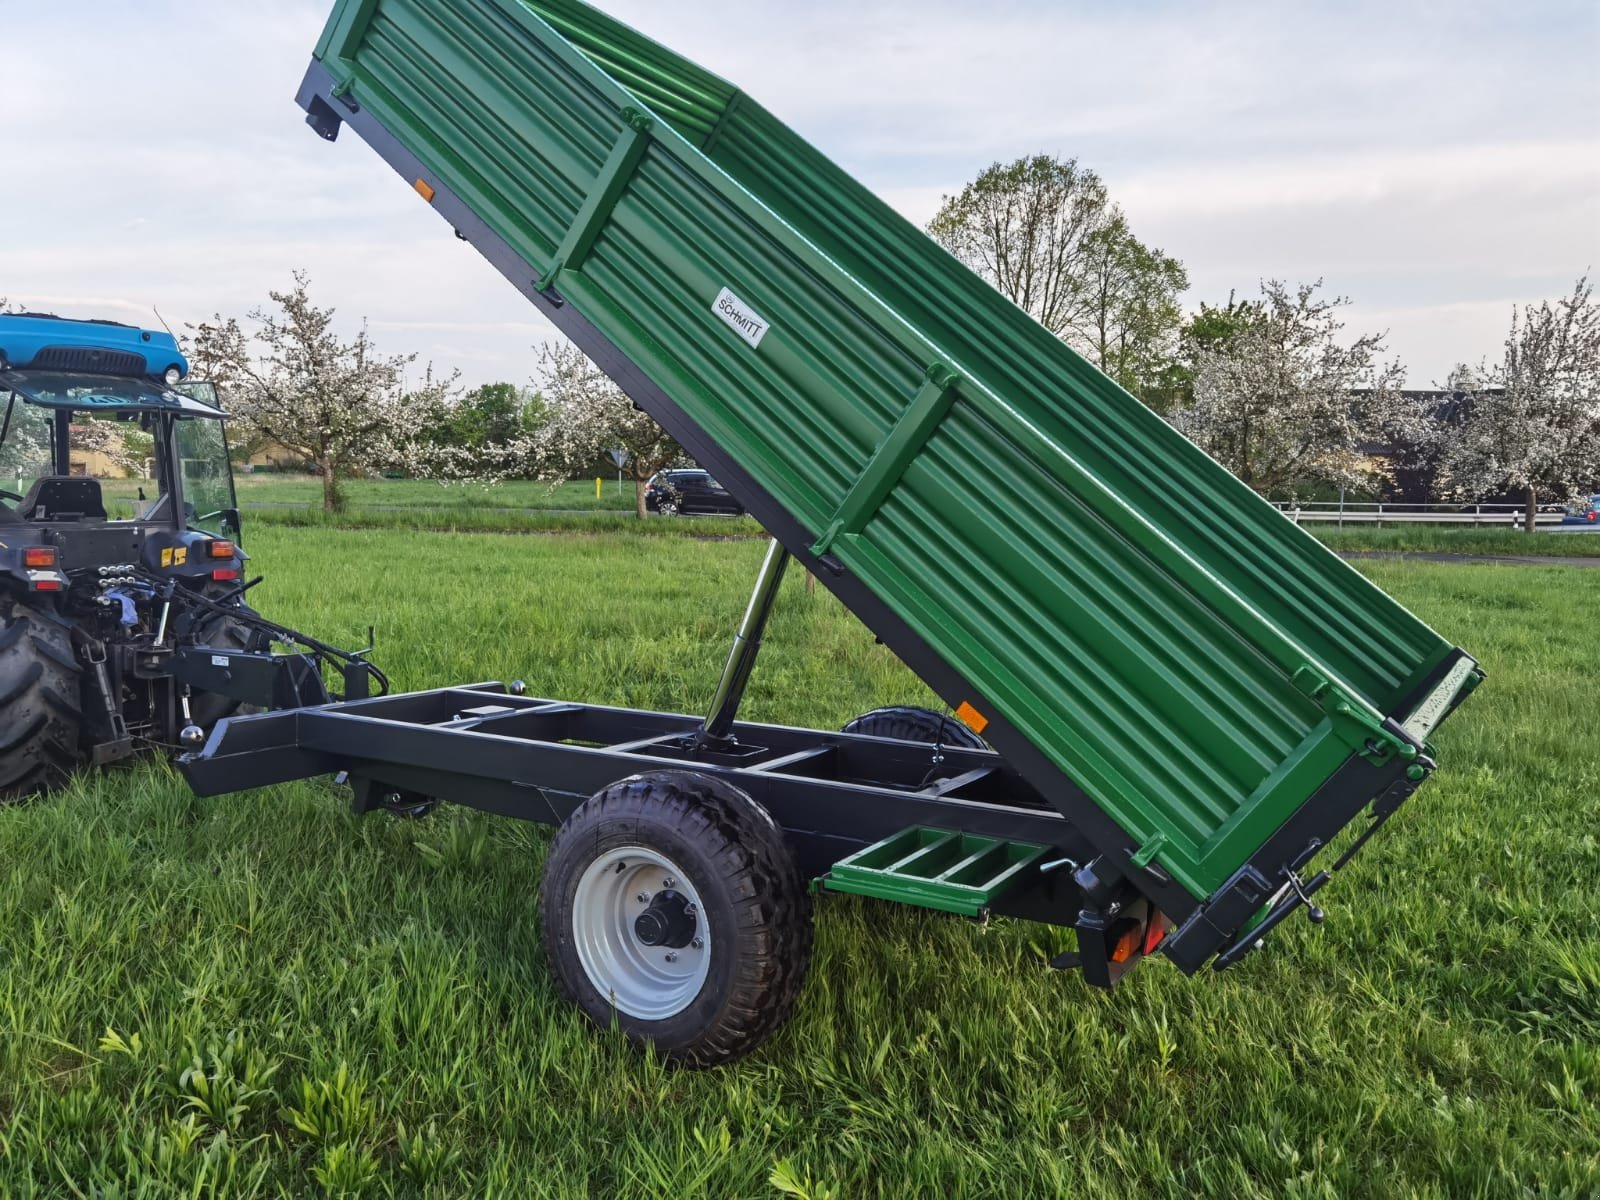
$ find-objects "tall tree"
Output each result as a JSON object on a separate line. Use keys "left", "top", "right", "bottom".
{"left": 929, "top": 155, "right": 1116, "bottom": 340}
{"left": 189, "top": 272, "right": 456, "bottom": 511}
{"left": 1079, "top": 217, "right": 1188, "bottom": 404}
{"left": 531, "top": 342, "right": 679, "bottom": 517}
{"left": 1442, "top": 277, "right": 1600, "bottom": 531}
{"left": 1170, "top": 280, "right": 1415, "bottom": 496}
{"left": 928, "top": 154, "right": 1187, "bottom": 402}
{"left": 430, "top": 382, "right": 543, "bottom": 450}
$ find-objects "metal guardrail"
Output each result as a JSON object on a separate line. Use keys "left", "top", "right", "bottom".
{"left": 1274, "top": 503, "right": 1565, "bottom": 527}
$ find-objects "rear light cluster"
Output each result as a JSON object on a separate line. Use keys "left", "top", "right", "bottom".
{"left": 1109, "top": 909, "right": 1169, "bottom": 965}
{"left": 209, "top": 540, "right": 239, "bottom": 581}
{"left": 24, "top": 546, "right": 63, "bottom": 592}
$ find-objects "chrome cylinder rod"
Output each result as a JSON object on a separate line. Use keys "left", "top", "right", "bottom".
{"left": 701, "top": 538, "right": 791, "bottom": 744}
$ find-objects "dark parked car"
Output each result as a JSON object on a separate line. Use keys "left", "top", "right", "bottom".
{"left": 644, "top": 469, "right": 744, "bottom": 516}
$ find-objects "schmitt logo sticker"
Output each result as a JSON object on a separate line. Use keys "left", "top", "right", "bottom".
{"left": 711, "top": 287, "right": 771, "bottom": 349}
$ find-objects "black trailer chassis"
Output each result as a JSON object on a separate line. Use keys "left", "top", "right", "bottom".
{"left": 181, "top": 682, "right": 1091, "bottom": 927}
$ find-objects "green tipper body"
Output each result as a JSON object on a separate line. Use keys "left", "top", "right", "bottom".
{"left": 305, "top": 0, "right": 1478, "bottom": 906}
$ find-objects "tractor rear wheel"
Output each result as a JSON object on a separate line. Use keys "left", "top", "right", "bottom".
{"left": 540, "top": 771, "right": 813, "bottom": 1066}
{"left": 840, "top": 705, "right": 988, "bottom": 749}
{"left": 0, "top": 600, "right": 83, "bottom": 801}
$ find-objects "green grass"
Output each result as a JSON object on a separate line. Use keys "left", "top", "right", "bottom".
{"left": 101, "top": 474, "right": 1600, "bottom": 550}
{"left": 0, "top": 528, "right": 1595, "bottom": 1197}
{"left": 1311, "top": 526, "right": 1600, "bottom": 558}
{"left": 244, "top": 505, "right": 762, "bottom": 539}
{"left": 232, "top": 475, "right": 638, "bottom": 513}
{"left": 101, "top": 475, "right": 764, "bottom": 537}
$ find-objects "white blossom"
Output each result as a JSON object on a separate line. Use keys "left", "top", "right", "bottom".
{"left": 1171, "top": 280, "right": 1419, "bottom": 495}
{"left": 187, "top": 272, "right": 497, "bottom": 510}
{"left": 1440, "top": 277, "right": 1600, "bottom": 530}
{"left": 530, "top": 342, "right": 682, "bottom": 517}
{"left": 70, "top": 420, "right": 145, "bottom": 477}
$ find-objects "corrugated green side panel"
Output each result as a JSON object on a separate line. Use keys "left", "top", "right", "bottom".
{"left": 312, "top": 0, "right": 1463, "bottom": 899}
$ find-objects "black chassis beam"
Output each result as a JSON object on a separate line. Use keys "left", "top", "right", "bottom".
{"left": 180, "top": 684, "right": 1091, "bottom": 927}
{"left": 294, "top": 60, "right": 1435, "bottom": 968}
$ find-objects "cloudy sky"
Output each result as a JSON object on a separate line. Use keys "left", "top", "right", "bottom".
{"left": 3, "top": 0, "right": 1596, "bottom": 390}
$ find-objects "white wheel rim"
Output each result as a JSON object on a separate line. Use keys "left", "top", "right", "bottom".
{"left": 572, "top": 846, "right": 711, "bottom": 1020}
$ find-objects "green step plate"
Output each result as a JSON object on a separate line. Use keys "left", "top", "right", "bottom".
{"left": 824, "top": 827, "right": 1049, "bottom": 917}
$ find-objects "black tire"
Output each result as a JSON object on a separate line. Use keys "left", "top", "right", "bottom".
{"left": 840, "top": 705, "right": 988, "bottom": 750}
{"left": 0, "top": 600, "right": 83, "bottom": 800}
{"left": 658, "top": 497, "right": 680, "bottom": 517}
{"left": 540, "top": 771, "right": 813, "bottom": 1066}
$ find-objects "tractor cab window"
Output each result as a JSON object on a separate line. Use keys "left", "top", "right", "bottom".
{"left": 176, "top": 416, "right": 239, "bottom": 540}
{"left": 0, "top": 391, "right": 57, "bottom": 508}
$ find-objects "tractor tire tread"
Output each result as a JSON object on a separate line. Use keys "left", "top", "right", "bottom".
{"left": 0, "top": 601, "right": 84, "bottom": 801}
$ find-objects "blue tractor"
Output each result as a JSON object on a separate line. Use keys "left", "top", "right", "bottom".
{"left": 0, "top": 313, "right": 382, "bottom": 797}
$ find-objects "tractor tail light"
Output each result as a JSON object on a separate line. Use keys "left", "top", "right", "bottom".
{"left": 208, "top": 540, "right": 236, "bottom": 559}
{"left": 23, "top": 547, "right": 57, "bottom": 568}
{"left": 211, "top": 568, "right": 240, "bottom": 582}
{"left": 31, "top": 579, "right": 62, "bottom": 592}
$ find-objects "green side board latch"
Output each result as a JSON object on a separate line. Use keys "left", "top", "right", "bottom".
{"left": 822, "top": 827, "right": 1048, "bottom": 917}
{"left": 1130, "top": 833, "right": 1169, "bottom": 870}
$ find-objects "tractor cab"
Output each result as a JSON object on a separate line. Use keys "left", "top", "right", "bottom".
{"left": 0, "top": 314, "right": 243, "bottom": 593}
{"left": 0, "top": 312, "right": 380, "bottom": 787}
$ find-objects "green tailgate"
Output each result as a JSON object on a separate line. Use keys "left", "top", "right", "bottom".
{"left": 308, "top": 0, "right": 1477, "bottom": 903}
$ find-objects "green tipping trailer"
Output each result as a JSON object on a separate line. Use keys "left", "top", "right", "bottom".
{"left": 185, "top": 0, "right": 1477, "bottom": 1061}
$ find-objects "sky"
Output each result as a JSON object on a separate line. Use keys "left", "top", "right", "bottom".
{"left": 2, "top": 0, "right": 1596, "bottom": 391}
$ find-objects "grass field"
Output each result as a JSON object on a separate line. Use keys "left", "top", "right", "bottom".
{"left": 101, "top": 474, "right": 763, "bottom": 539}
{"left": 1312, "top": 526, "right": 1600, "bottom": 558}
{"left": 0, "top": 527, "right": 1596, "bottom": 1197}
{"left": 100, "top": 474, "right": 1600, "bottom": 552}
{"left": 235, "top": 476, "right": 638, "bottom": 513}
{"left": 100, "top": 476, "right": 640, "bottom": 515}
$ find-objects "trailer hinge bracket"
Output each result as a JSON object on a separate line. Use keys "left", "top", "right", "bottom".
{"left": 537, "top": 107, "right": 654, "bottom": 293}
{"left": 1291, "top": 664, "right": 1417, "bottom": 765}
{"left": 812, "top": 363, "right": 961, "bottom": 556}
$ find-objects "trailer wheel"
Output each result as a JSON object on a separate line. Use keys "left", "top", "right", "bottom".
{"left": 0, "top": 601, "right": 83, "bottom": 801}
{"left": 841, "top": 705, "right": 988, "bottom": 749}
{"left": 540, "top": 771, "right": 813, "bottom": 1065}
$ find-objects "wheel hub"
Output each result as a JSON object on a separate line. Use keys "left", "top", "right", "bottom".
{"left": 572, "top": 847, "right": 711, "bottom": 1020}
{"left": 634, "top": 889, "right": 696, "bottom": 948}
